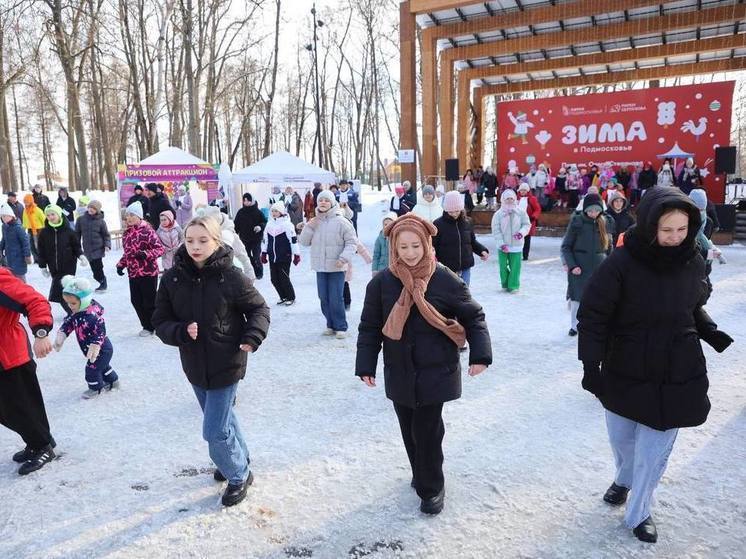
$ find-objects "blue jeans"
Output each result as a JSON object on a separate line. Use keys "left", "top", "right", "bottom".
{"left": 316, "top": 271, "right": 347, "bottom": 331}
{"left": 458, "top": 267, "right": 471, "bottom": 286}
{"left": 191, "top": 383, "right": 251, "bottom": 485}
{"left": 605, "top": 410, "right": 679, "bottom": 528}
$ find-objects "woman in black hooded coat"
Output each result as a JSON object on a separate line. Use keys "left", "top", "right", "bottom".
{"left": 577, "top": 187, "right": 733, "bottom": 544}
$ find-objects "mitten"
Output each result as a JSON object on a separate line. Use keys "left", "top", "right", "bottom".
{"left": 261, "top": 253, "right": 268, "bottom": 264}
{"left": 86, "top": 343, "right": 101, "bottom": 363}
{"left": 53, "top": 331, "right": 67, "bottom": 352}
{"left": 512, "top": 232, "right": 523, "bottom": 240}
{"left": 253, "top": 225, "right": 261, "bottom": 233}
{"left": 500, "top": 244, "right": 510, "bottom": 253}
{"left": 581, "top": 362, "right": 602, "bottom": 396}
{"left": 116, "top": 266, "right": 125, "bottom": 277}
{"left": 293, "top": 254, "right": 301, "bottom": 266}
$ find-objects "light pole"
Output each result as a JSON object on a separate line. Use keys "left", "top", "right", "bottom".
{"left": 306, "top": 4, "right": 324, "bottom": 168}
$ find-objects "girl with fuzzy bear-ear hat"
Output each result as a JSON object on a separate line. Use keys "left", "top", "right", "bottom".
{"left": 356, "top": 213, "right": 492, "bottom": 516}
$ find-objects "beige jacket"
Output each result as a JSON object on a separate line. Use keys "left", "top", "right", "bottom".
{"left": 299, "top": 206, "right": 358, "bottom": 272}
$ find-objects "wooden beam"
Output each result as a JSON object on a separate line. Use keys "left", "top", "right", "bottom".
{"left": 422, "top": 35, "right": 439, "bottom": 184}
{"left": 410, "top": 0, "right": 477, "bottom": 14}
{"left": 422, "top": 0, "right": 663, "bottom": 41}
{"left": 399, "top": 1, "right": 417, "bottom": 187}
{"left": 441, "top": 4, "right": 746, "bottom": 64}
{"left": 473, "top": 88, "right": 484, "bottom": 169}
{"left": 439, "top": 56, "right": 455, "bottom": 165}
{"left": 457, "top": 73, "right": 470, "bottom": 173}
{"left": 476, "top": 58, "right": 746, "bottom": 96}
{"left": 457, "top": 34, "right": 746, "bottom": 82}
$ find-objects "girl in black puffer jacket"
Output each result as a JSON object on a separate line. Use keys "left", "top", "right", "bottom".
{"left": 152, "top": 216, "right": 270, "bottom": 508}
{"left": 578, "top": 188, "right": 733, "bottom": 544}
{"left": 432, "top": 191, "right": 489, "bottom": 285}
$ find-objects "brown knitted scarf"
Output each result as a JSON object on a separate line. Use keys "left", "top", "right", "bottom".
{"left": 382, "top": 213, "right": 466, "bottom": 348}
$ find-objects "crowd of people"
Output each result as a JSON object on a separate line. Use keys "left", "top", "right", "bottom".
{"left": 0, "top": 168, "right": 734, "bottom": 544}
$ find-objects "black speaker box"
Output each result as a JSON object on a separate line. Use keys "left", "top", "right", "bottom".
{"left": 715, "top": 146, "right": 736, "bottom": 174}
{"left": 714, "top": 204, "right": 736, "bottom": 232}
{"left": 445, "top": 159, "right": 460, "bottom": 181}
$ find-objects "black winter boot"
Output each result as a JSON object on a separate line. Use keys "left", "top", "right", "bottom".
{"left": 603, "top": 482, "right": 629, "bottom": 505}
{"left": 633, "top": 516, "right": 658, "bottom": 543}
{"left": 221, "top": 471, "right": 254, "bottom": 507}
{"left": 17, "top": 445, "right": 56, "bottom": 476}
{"left": 420, "top": 487, "right": 445, "bottom": 515}
{"left": 214, "top": 458, "right": 251, "bottom": 482}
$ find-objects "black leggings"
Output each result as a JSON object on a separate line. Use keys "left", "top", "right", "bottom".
{"left": 129, "top": 276, "right": 158, "bottom": 331}
{"left": 269, "top": 261, "right": 295, "bottom": 302}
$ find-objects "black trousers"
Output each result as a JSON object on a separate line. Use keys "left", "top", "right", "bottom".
{"left": 393, "top": 402, "right": 445, "bottom": 499}
{"left": 0, "top": 361, "right": 54, "bottom": 451}
{"left": 269, "top": 261, "right": 295, "bottom": 302}
{"left": 90, "top": 258, "right": 106, "bottom": 285}
{"left": 129, "top": 276, "right": 158, "bottom": 331}
{"left": 523, "top": 235, "right": 532, "bottom": 260}
{"left": 246, "top": 239, "right": 264, "bottom": 279}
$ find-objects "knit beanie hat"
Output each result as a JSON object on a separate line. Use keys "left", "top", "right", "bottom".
{"left": 44, "top": 204, "right": 64, "bottom": 227}
{"left": 583, "top": 193, "right": 603, "bottom": 214}
{"left": 394, "top": 184, "right": 406, "bottom": 196}
{"left": 145, "top": 183, "right": 159, "bottom": 193}
{"left": 384, "top": 212, "right": 436, "bottom": 264}
{"left": 242, "top": 192, "right": 253, "bottom": 203}
{"left": 61, "top": 275, "right": 94, "bottom": 311}
{"left": 126, "top": 201, "right": 144, "bottom": 219}
{"left": 382, "top": 212, "right": 398, "bottom": 225}
{"left": 0, "top": 204, "right": 15, "bottom": 218}
{"left": 442, "top": 190, "right": 465, "bottom": 213}
{"left": 79, "top": 195, "right": 90, "bottom": 206}
{"left": 317, "top": 190, "right": 337, "bottom": 207}
{"left": 689, "top": 188, "right": 708, "bottom": 210}
{"left": 270, "top": 201, "right": 287, "bottom": 215}
{"left": 422, "top": 185, "right": 435, "bottom": 197}
{"left": 517, "top": 182, "right": 530, "bottom": 193}
{"left": 500, "top": 189, "right": 517, "bottom": 207}
{"left": 87, "top": 199, "right": 102, "bottom": 212}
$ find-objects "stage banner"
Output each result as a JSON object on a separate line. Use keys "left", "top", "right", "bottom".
{"left": 497, "top": 81, "right": 734, "bottom": 201}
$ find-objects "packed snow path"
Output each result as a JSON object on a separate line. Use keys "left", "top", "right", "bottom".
{"left": 1, "top": 190, "right": 744, "bottom": 558}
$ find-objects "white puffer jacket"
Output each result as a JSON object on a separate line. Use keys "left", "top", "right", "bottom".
{"left": 299, "top": 205, "right": 358, "bottom": 272}
{"left": 411, "top": 196, "right": 443, "bottom": 222}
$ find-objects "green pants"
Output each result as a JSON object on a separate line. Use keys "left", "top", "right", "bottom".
{"left": 499, "top": 251, "right": 522, "bottom": 291}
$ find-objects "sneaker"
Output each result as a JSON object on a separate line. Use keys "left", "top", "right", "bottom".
{"left": 82, "top": 388, "right": 102, "bottom": 399}
{"left": 275, "top": 299, "right": 287, "bottom": 305}
{"left": 420, "top": 487, "right": 445, "bottom": 515}
{"left": 282, "top": 300, "right": 295, "bottom": 306}
{"left": 95, "top": 287, "right": 107, "bottom": 293}
{"left": 13, "top": 438, "right": 56, "bottom": 463}
{"left": 138, "top": 329, "right": 154, "bottom": 337}
{"left": 323, "top": 328, "right": 334, "bottom": 336}
{"left": 568, "top": 328, "right": 578, "bottom": 337}
{"left": 106, "top": 380, "right": 121, "bottom": 391}
{"left": 221, "top": 471, "right": 254, "bottom": 507}
{"left": 17, "top": 445, "right": 56, "bottom": 476}
{"left": 633, "top": 516, "right": 658, "bottom": 543}
{"left": 334, "top": 331, "right": 347, "bottom": 339}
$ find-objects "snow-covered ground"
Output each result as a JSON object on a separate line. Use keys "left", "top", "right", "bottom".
{"left": 1, "top": 189, "right": 745, "bottom": 559}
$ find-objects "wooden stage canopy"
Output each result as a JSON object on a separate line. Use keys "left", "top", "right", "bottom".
{"left": 399, "top": 0, "right": 746, "bottom": 185}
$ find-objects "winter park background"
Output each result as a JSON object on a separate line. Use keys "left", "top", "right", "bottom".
{"left": 1, "top": 187, "right": 745, "bottom": 558}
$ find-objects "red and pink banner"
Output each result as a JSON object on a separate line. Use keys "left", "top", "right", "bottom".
{"left": 497, "top": 82, "right": 734, "bottom": 202}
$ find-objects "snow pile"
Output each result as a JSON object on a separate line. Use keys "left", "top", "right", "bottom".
{"left": 1, "top": 189, "right": 744, "bottom": 558}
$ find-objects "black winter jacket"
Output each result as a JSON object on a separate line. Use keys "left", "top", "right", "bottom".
{"left": 605, "top": 206, "right": 634, "bottom": 247}
{"left": 56, "top": 196, "right": 77, "bottom": 223}
{"left": 637, "top": 168, "right": 657, "bottom": 190}
{"left": 481, "top": 173, "right": 498, "bottom": 197}
{"left": 356, "top": 265, "right": 492, "bottom": 408}
{"left": 145, "top": 193, "right": 175, "bottom": 231}
{"left": 152, "top": 245, "right": 270, "bottom": 389}
{"left": 578, "top": 188, "right": 731, "bottom": 431}
{"left": 234, "top": 205, "right": 267, "bottom": 245}
{"left": 433, "top": 212, "right": 488, "bottom": 273}
{"left": 37, "top": 219, "right": 82, "bottom": 277}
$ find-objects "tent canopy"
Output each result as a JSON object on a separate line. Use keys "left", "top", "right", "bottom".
{"left": 232, "top": 151, "right": 336, "bottom": 185}
{"left": 136, "top": 146, "right": 209, "bottom": 165}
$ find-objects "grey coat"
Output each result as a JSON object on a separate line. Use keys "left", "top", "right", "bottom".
{"left": 75, "top": 211, "right": 111, "bottom": 260}
{"left": 561, "top": 213, "right": 614, "bottom": 301}
{"left": 299, "top": 206, "right": 358, "bottom": 272}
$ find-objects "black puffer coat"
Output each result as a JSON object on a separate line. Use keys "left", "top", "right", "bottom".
{"left": 56, "top": 195, "right": 77, "bottom": 223}
{"left": 578, "top": 188, "right": 731, "bottom": 431}
{"left": 152, "top": 245, "right": 270, "bottom": 389}
{"left": 605, "top": 202, "right": 634, "bottom": 247}
{"left": 145, "top": 193, "right": 175, "bottom": 231}
{"left": 37, "top": 218, "right": 82, "bottom": 302}
{"left": 432, "top": 212, "right": 488, "bottom": 273}
{"left": 234, "top": 204, "right": 267, "bottom": 245}
{"left": 355, "top": 265, "right": 492, "bottom": 408}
